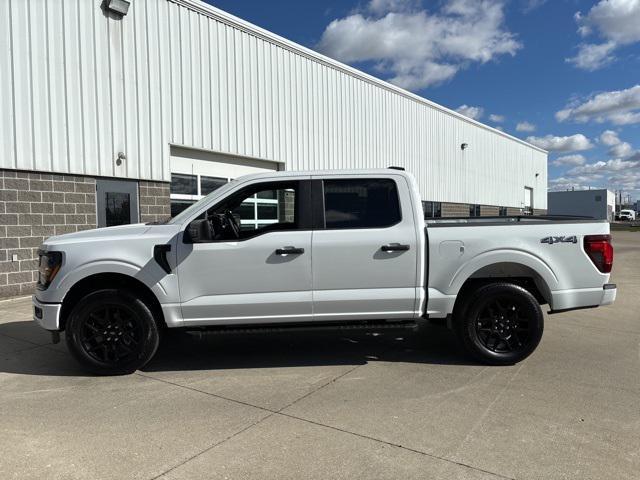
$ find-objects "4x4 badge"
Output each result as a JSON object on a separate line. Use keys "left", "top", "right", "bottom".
{"left": 541, "top": 236, "right": 577, "bottom": 245}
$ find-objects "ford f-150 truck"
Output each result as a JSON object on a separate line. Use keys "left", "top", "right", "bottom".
{"left": 33, "top": 169, "right": 616, "bottom": 374}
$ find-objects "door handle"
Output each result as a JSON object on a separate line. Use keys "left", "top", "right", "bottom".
{"left": 275, "top": 246, "right": 305, "bottom": 255}
{"left": 381, "top": 244, "right": 410, "bottom": 252}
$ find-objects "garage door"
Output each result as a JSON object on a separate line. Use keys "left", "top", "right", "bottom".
{"left": 169, "top": 146, "right": 281, "bottom": 220}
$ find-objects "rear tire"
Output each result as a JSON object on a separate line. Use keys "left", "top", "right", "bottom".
{"left": 453, "top": 283, "right": 543, "bottom": 365}
{"left": 65, "top": 289, "right": 160, "bottom": 375}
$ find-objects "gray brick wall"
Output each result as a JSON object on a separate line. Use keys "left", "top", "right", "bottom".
{"left": 278, "top": 190, "right": 296, "bottom": 223}
{"left": 507, "top": 207, "right": 522, "bottom": 216}
{"left": 441, "top": 202, "right": 470, "bottom": 218}
{"left": 0, "top": 169, "right": 97, "bottom": 298}
{"left": 480, "top": 205, "right": 500, "bottom": 216}
{"left": 139, "top": 181, "right": 170, "bottom": 224}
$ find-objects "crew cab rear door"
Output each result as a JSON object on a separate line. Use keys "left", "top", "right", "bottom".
{"left": 311, "top": 174, "right": 420, "bottom": 320}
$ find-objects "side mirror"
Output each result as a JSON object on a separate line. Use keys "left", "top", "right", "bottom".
{"left": 186, "top": 218, "right": 213, "bottom": 243}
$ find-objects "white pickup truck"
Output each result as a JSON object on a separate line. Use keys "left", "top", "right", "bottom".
{"left": 33, "top": 169, "right": 616, "bottom": 374}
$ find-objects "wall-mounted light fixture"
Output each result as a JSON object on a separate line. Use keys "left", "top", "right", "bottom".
{"left": 461, "top": 143, "right": 468, "bottom": 150}
{"left": 535, "top": 173, "right": 540, "bottom": 178}
{"left": 116, "top": 152, "right": 126, "bottom": 166}
{"left": 105, "top": 0, "right": 131, "bottom": 16}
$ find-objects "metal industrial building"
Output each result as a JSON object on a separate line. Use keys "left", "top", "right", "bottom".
{"left": 0, "top": 0, "right": 547, "bottom": 297}
{"left": 548, "top": 189, "right": 615, "bottom": 221}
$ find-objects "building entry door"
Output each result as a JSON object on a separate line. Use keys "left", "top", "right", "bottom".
{"left": 96, "top": 179, "right": 139, "bottom": 228}
{"left": 524, "top": 187, "right": 533, "bottom": 215}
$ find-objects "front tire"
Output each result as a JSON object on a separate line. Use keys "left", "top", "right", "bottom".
{"left": 65, "top": 289, "right": 160, "bottom": 375}
{"left": 453, "top": 283, "right": 544, "bottom": 365}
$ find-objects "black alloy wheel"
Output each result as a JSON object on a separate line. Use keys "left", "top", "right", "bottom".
{"left": 454, "top": 283, "right": 544, "bottom": 365}
{"left": 79, "top": 304, "right": 142, "bottom": 364}
{"left": 66, "top": 289, "right": 160, "bottom": 375}
{"left": 473, "top": 296, "right": 531, "bottom": 354}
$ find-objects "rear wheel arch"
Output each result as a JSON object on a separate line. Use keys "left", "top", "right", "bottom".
{"left": 59, "top": 273, "right": 166, "bottom": 332}
{"left": 452, "top": 262, "right": 552, "bottom": 317}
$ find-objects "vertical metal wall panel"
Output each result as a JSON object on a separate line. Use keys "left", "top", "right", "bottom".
{"left": 0, "top": 0, "right": 16, "bottom": 170}
{"left": 0, "top": 0, "right": 547, "bottom": 207}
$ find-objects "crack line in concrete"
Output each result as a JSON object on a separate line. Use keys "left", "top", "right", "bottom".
{"left": 139, "top": 363, "right": 364, "bottom": 480}
{"left": 137, "top": 365, "right": 514, "bottom": 480}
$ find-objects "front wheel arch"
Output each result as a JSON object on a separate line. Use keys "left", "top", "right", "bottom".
{"left": 59, "top": 273, "right": 165, "bottom": 332}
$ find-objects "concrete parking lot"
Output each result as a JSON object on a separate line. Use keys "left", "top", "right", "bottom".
{"left": 1, "top": 231, "right": 638, "bottom": 480}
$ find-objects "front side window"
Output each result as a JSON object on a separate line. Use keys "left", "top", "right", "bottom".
{"left": 323, "top": 179, "right": 400, "bottom": 229}
{"left": 208, "top": 181, "right": 298, "bottom": 240}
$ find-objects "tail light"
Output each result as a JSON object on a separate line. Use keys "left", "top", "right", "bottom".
{"left": 584, "top": 235, "right": 613, "bottom": 273}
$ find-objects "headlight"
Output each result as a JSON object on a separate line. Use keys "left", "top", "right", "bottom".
{"left": 37, "top": 250, "right": 63, "bottom": 290}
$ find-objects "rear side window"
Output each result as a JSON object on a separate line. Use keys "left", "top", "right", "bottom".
{"left": 323, "top": 179, "right": 401, "bottom": 229}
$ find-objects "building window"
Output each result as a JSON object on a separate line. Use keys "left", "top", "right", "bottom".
{"left": 171, "top": 199, "right": 196, "bottom": 217}
{"left": 170, "top": 174, "right": 198, "bottom": 195}
{"left": 499, "top": 206, "right": 508, "bottom": 216}
{"left": 422, "top": 201, "right": 442, "bottom": 219}
{"left": 200, "top": 176, "right": 227, "bottom": 195}
{"left": 323, "top": 179, "right": 401, "bottom": 229}
{"left": 470, "top": 204, "right": 481, "bottom": 217}
{"left": 170, "top": 174, "right": 230, "bottom": 217}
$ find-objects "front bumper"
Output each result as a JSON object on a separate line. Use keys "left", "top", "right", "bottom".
{"left": 32, "top": 295, "right": 62, "bottom": 331}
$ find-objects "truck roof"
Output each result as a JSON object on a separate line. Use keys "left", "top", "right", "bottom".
{"left": 236, "top": 168, "right": 415, "bottom": 183}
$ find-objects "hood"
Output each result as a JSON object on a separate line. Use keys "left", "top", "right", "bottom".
{"left": 42, "top": 223, "right": 178, "bottom": 248}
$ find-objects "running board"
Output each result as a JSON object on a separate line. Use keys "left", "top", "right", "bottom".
{"left": 179, "top": 320, "right": 418, "bottom": 335}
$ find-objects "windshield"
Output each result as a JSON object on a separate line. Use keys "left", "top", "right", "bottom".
{"left": 167, "top": 179, "right": 239, "bottom": 225}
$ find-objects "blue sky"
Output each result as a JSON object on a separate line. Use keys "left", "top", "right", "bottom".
{"left": 206, "top": 0, "right": 640, "bottom": 202}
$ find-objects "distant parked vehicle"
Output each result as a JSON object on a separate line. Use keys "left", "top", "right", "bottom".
{"left": 619, "top": 209, "right": 636, "bottom": 221}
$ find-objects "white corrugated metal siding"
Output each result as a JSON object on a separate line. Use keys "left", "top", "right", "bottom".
{"left": 0, "top": 0, "right": 548, "bottom": 208}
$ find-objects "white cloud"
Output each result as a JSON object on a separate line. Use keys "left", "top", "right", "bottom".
{"left": 552, "top": 154, "right": 586, "bottom": 166}
{"left": 576, "top": 0, "right": 640, "bottom": 45}
{"left": 369, "top": 0, "right": 419, "bottom": 14}
{"left": 568, "top": 158, "right": 640, "bottom": 175}
{"left": 316, "top": 0, "right": 522, "bottom": 90}
{"left": 548, "top": 176, "right": 598, "bottom": 192}
{"left": 597, "top": 130, "right": 637, "bottom": 158}
{"left": 566, "top": 41, "right": 616, "bottom": 71}
{"left": 456, "top": 104, "right": 484, "bottom": 120}
{"left": 526, "top": 134, "right": 593, "bottom": 152}
{"left": 522, "top": 0, "right": 548, "bottom": 13}
{"left": 599, "top": 129, "right": 621, "bottom": 146}
{"left": 516, "top": 121, "right": 536, "bottom": 132}
{"left": 556, "top": 85, "right": 640, "bottom": 125}
{"left": 609, "top": 142, "right": 634, "bottom": 158}
{"left": 608, "top": 111, "right": 640, "bottom": 125}
{"left": 489, "top": 113, "right": 504, "bottom": 122}
{"left": 569, "top": 0, "right": 640, "bottom": 70}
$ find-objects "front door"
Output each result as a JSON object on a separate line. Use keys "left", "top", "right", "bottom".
{"left": 176, "top": 178, "right": 313, "bottom": 326}
{"left": 96, "top": 179, "right": 139, "bottom": 228}
{"left": 311, "top": 175, "right": 419, "bottom": 321}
